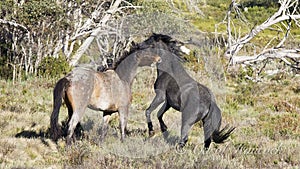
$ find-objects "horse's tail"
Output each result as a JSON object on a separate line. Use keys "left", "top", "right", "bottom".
{"left": 208, "top": 102, "right": 235, "bottom": 144}
{"left": 50, "top": 77, "right": 69, "bottom": 141}
{"left": 212, "top": 125, "right": 235, "bottom": 144}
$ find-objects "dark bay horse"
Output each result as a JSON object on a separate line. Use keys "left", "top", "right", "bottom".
{"left": 140, "top": 34, "right": 235, "bottom": 149}
{"left": 50, "top": 50, "right": 161, "bottom": 145}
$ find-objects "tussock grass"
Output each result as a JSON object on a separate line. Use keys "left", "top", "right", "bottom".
{"left": 1, "top": 66, "right": 300, "bottom": 168}
{"left": 0, "top": 62, "right": 296, "bottom": 169}
{"left": 1, "top": 0, "right": 300, "bottom": 168}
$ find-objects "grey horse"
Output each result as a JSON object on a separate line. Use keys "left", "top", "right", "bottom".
{"left": 141, "top": 34, "right": 235, "bottom": 149}
{"left": 50, "top": 49, "right": 161, "bottom": 145}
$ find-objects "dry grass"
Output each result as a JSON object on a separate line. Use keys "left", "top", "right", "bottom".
{"left": 1, "top": 66, "right": 300, "bottom": 168}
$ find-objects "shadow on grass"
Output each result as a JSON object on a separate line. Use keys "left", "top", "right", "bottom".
{"left": 162, "top": 131, "right": 180, "bottom": 146}
{"left": 15, "top": 129, "right": 51, "bottom": 146}
{"left": 142, "top": 130, "right": 180, "bottom": 146}
{"left": 14, "top": 121, "right": 180, "bottom": 149}
{"left": 125, "top": 128, "right": 181, "bottom": 146}
{"left": 14, "top": 120, "right": 84, "bottom": 147}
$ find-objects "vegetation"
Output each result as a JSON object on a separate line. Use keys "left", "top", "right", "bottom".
{"left": 0, "top": 0, "right": 300, "bottom": 168}
{"left": 1, "top": 63, "right": 300, "bottom": 168}
{"left": 38, "top": 56, "right": 71, "bottom": 79}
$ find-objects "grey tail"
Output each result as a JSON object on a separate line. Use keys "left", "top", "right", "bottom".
{"left": 212, "top": 125, "right": 235, "bottom": 144}
{"left": 50, "top": 77, "right": 69, "bottom": 141}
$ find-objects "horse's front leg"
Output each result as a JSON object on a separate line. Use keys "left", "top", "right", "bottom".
{"left": 145, "top": 89, "right": 165, "bottom": 137}
{"left": 118, "top": 106, "right": 129, "bottom": 142}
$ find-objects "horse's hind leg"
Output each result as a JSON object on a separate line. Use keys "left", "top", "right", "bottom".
{"left": 65, "top": 97, "right": 74, "bottom": 136}
{"left": 68, "top": 105, "right": 84, "bottom": 138}
{"left": 65, "top": 97, "right": 83, "bottom": 139}
{"left": 145, "top": 90, "right": 165, "bottom": 136}
{"left": 202, "top": 115, "right": 212, "bottom": 149}
{"left": 179, "top": 110, "right": 200, "bottom": 148}
{"left": 66, "top": 108, "right": 86, "bottom": 145}
{"left": 100, "top": 111, "right": 111, "bottom": 142}
{"left": 202, "top": 103, "right": 221, "bottom": 149}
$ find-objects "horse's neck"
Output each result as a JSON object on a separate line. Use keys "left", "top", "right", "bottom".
{"left": 115, "top": 55, "right": 138, "bottom": 85}
{"left": 159, "top": 59, "right": 194, "bottom": 86}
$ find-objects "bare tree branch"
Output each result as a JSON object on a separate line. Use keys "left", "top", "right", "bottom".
{"left": 0, "top": 19, "right": 29, "bottom": 32}
{"left": 69, "top": 0, "right": 138, "bottom": 66}
{"left": 225, "top": 0, "right": 300, "bottom": 58}
{"left": 231, "top": 48, "right": 300, "bottom": 68}
{"left": 276, "top": 19, "right": 292, "bottom": 48}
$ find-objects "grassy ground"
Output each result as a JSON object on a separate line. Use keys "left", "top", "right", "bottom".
{"left": 1, "top": 1, "right": 300, "bottom": 168}
{"left": 1, "top": 61, "right": 300, "bottom": 168}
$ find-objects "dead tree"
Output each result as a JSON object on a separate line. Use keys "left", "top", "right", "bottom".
{"left": 224, "top": 0, "right": 300, "bottom": 78}
{"left": 69, "top": 0, "right": 140, "bottom": 66}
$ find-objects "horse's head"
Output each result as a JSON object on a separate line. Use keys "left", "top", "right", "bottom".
{"left": 138, "top": 33, "right": 190, "bottom": 58}
{"left": 135, "top": 49, "right": 161, "bottom": 67}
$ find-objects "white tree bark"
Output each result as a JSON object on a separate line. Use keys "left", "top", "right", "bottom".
{"left": 0, "top": 19, "right": 28, "bottom": 32}
{"left": 225, "top": 0, "right": 300, "bottom": 59}
{"left": 69, "top": 0, "right": 123, "bottom": 66}
{"left": 231, "top": 48, "right": 300, "bottom": 66}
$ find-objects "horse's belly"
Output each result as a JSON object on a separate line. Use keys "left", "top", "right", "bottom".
{"left": 88, "top": 99, "right": 118, "bottom": 112}
{"left": 89, "top": 73, "right": 129, "bottom": 112}
{"left": 89, "top": 89, "right": 119, "bottom": 111}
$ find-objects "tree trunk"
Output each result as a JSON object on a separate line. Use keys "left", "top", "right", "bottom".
{"left": 69, "top": 0, "right": 123, "bottom": 66}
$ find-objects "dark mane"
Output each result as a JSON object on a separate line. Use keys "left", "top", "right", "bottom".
{"left": 143, "top": 33, "right": 174, "bottom": 44}
{"left": 97, "top": 33, "right": 186, "bottom": 72}
{"left": 138, "top": 33, "right": 187, "bottom": 60}
{"left": 97, "top": 41, "right": 139, "bottom": 71}
{"left": 114, "top": 41, "right": 140, "bottom": 68}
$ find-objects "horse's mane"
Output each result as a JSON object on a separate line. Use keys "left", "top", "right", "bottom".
{"left": 97, "top": 33, "right": 186, "bottom": 72}
{"left": 142, "top": 33, "right": 173, "bottom": 44}
{"left": 113, "top": 41, "right": 140, "bottom": 68}
{"left": 97, "top": 41, "right": 139, "bottom": 71}
{"left": 139, "top": 33, "right": 187, "bottom": 62}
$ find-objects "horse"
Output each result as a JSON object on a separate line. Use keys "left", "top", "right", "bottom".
{"left": 50, "top": 49, "right": 161, "bottom": 145}
{"left": 140, "top": 34, "right": 235, "bottom": 149}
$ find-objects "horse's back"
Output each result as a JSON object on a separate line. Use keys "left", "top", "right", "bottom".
{"left": 64, "top": 68, "right": 96, "bottom": 110}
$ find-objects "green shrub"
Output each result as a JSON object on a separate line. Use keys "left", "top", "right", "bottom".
{"left": 259, "top": 112, "right": 300, "bottom": 140}
{"left": 223, "top": 95, "right": 240, "bottom": 115}
{"left": 38, "top": 55, "right": 71, "bottom": 78}
{"left": 241, "top": 0, "right": 278, "bottom": 8}
{"left": 0, "top": 57, "right": 13, "bottom": 80}
{"left": 244, "top": 6, "right": 277, "bottom": 24}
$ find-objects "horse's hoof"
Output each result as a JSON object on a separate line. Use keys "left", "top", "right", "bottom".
{"left": 175, "top": 143, "right": 186, "bottom": 154}
{"left": 178, "top": 142, "right": 186, "bottom": 148}
{"left": 66, "top": 139, "right": 72, "bottom": 147}
{"left": 162, "top": 131, "right": 169, "bottom": 139}
{"left": 149, "top": 131, "right": 155, "bottom": 137}
{"left": 120, "top": 135, "right": 126, "bottom": 143}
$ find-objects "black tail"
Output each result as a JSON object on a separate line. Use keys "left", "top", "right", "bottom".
{"left": 50, "top": 77, "right": 69, "bottom": 141}
{"left": 212, "top": 125, "right": 235, "bottom": 144}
